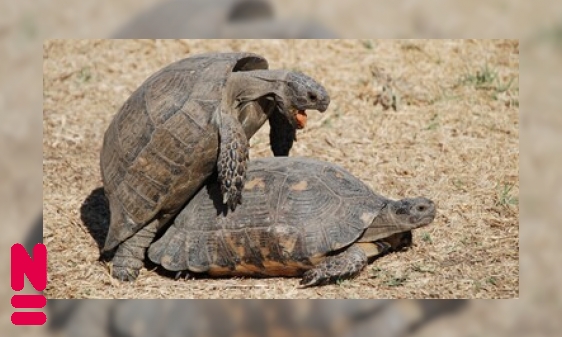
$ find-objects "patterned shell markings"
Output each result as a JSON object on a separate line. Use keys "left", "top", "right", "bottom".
{"left": 100, "top": 53, "right": 269, "bottom": 248}
{"left": 148, "top": 157, "right": 383, "bottom": 274}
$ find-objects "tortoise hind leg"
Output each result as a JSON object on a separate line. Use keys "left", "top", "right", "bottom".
{"left": 299, "top": 244, "right": 368, "bottom": 288}
{"left": 217, "top": 113, "right": 249, "bottom": 211}
{"left": 111, "top": 219, "right": 159, "bottom": 281}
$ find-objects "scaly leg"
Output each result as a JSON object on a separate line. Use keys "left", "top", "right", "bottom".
{"left": 299, "top": 244, "right": 368, "bottom": 288}
{"left": 111, "top": 219, "right": 159, "bottom": 281}
{"left": 217, "top": 113, "right": 249, "bottom": 211}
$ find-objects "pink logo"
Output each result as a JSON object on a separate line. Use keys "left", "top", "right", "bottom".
{"left": 11, "top": 243, "right": 47, "bottom": 325}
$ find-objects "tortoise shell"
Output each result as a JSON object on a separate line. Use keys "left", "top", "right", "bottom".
{"left": 100, "top": 52, "right": 269, "bottom": 251}
{"left": 148, "top": 157, "right": 397, "bottom": 277}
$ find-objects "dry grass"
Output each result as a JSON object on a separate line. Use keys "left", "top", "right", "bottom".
{"left": 43, "top": 39, "right": 519, "bottom": 299}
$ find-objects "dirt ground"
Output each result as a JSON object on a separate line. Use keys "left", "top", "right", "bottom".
{"left": 43, "top": 39, "right": 519, "bottom": 299}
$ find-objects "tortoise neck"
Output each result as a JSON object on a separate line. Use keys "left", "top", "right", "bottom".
{"left": 225, "top": 70, "right": 289, "bottom": 137}
{"left": 370, "top": 202, "right": 397, "bottom": 227}
{"left": 226, "top": 70, "right": 289, "bottom": 109}
{"left": 359, "top": 201, "right": 398, "bottom": 242}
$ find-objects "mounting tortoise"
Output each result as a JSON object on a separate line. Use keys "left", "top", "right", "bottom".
{"left": 100, "top": 52, "right": 330, "bottom": 281}
{"left": 112, "top": 0, "right": 337, "bottom": 39}
{"left": 148, "top": 157, "right": 436, "bottom": 287}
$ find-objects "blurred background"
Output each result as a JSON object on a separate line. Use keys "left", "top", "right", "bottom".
{"left": 0, "top": 0, "right": 554, "bottom": 335}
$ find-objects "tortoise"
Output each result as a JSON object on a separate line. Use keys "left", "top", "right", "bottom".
{"left": 47, "top": 299, "right": 467, "bottom": 337}
{"left": 148, "top": 157, "right": 436, "bottom": 287}
{"left": 100, "top": 52, "right": 330, "bottom": 281}
{"left": 112, "top": 0, "right": 275, "bottom": 39}
{"left": 112, "top": 0, "right": 337, "bottom": 39}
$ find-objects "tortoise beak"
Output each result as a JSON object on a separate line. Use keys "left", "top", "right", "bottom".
{"left": 318, "top": 98, "right": 330, "bottom": 112}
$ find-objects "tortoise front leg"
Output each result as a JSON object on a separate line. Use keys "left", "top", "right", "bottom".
{"left": 268, "top": 111, "right": 296, "bottom": 156}
{"left": 299, "top": 244, "right": 369, "bottom": 288}
{"left": 217, "top": 112, "right": 249, "bottom": 211}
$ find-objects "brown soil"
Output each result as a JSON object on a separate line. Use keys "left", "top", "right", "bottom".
{"left": 43, "top": 39, "right": 519, "bottom": 299}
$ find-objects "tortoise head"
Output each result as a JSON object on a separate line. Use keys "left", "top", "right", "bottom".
{"left": 285, "top": 71, "right": 330, "bottom": 112}
{"left": 387, "top": 197, "right": 436, "bottom": 230}
{"left": 362, "top": 197, "right": 435, "bottom": 245}
{"left": 279, "top": 71, "right": 330, "bottom": 128}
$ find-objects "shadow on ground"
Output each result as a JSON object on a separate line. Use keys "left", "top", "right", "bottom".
{"left": 79, "top": 187, "right": 176, "bottom": 273}
{"left": 80, "top": 187, "right": 110, "bottom": 252}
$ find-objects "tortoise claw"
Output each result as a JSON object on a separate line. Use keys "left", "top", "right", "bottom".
{"left": 222, "top": 191, "right": 242, "bottom": 211}
{"left": 175, "top": 271, "right": 193, "bottom": 281}
{"left": 299, "top": 270, "right": 323, "bottom": 288}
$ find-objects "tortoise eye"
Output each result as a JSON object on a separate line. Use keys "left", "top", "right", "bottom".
{"left": 416, "top": 205, "right": 427, "bottom": 212}
{"left": 308, "top": 92, "right": 318, "bottom": 101}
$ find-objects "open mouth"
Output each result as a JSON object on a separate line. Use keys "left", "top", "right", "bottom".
{"left": 294, "top": 110, "right": 307, "bottom": 129}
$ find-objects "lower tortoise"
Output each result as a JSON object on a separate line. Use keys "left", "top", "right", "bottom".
{"left": 148, "top": 157, "right": 436, "bottom": 287}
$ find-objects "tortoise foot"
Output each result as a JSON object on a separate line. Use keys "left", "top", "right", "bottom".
{"left": 299, "top": 245, "right": 368, "bottom": 288}
{"left": 112, "top": 265, "right": 140, "bottom": 282}
{"left": 109, "top": 225, "right": 157, "bottom": 282}
{"left": 111, "top": 252, "right": 143, "bottom": 282}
